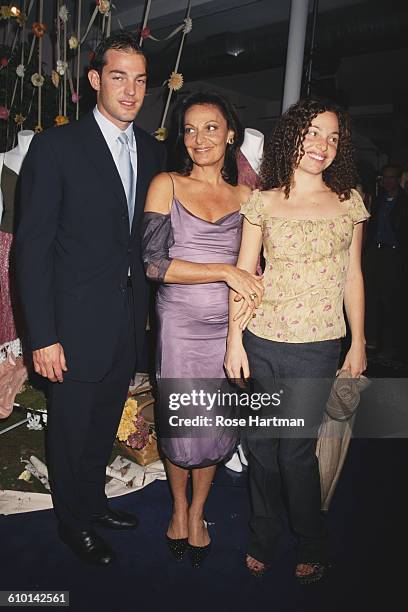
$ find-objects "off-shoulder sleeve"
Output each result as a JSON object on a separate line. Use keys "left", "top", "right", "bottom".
{"left": 347, "top": 189, "right": 370, "bottom": 224}
{"left": 240, "top": 189, "right": 264, "bottom": 226}
{"left": 141, "top": 212, "right": 175, "bottom": 282}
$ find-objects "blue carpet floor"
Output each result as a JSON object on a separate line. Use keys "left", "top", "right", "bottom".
{"left": 1, "top": 437, "right": 405, "bottom": 612}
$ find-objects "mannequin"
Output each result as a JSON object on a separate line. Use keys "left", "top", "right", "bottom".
{"left": 240, "top": 127, "right": 264, "bottom": 175}
{"left": 0, "top": 130, "right": 35, "bottom": 175}
{"left": 235, "top": 127, "right": 264, "bottom": 194}
{"left": 0, "top": 130, "right": 34, "bottom": 418}
{"left": 225, "top": 127, "right": 265, "bottom": 473}
{"left": 0, "top": 130, "right": 34, "bottom": 235}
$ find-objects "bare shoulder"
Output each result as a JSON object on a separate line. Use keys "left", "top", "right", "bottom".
{"left": 149, "top": 172, "right": 173, "bottom": 191}
{"left": 144, "top": 172, "right": 174, "bottom": 214}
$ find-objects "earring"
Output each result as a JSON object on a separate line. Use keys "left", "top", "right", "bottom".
{"left": 227, "top": 137, "right": 234, "bottom": 145}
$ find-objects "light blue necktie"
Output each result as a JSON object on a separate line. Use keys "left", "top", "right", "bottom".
{"left": 117, "top": 132, "right": 135, "bottom": 229}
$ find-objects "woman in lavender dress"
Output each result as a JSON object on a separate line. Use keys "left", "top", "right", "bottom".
{"left": 142, "top": 92, "right": 263, "bottom": 566}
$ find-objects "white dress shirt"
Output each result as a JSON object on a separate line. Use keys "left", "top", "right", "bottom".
{"left": 93, "top": 105, "right": 138, "bottom": 191}
{"left": 93, "top": 106, "right": 137, "bottom": 275}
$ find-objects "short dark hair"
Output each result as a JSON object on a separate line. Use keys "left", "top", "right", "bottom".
{"left": 168, "top": 91, "right": 244, "bottom": 186}
{"left": 261, "top": 97, "right": 358, "bottom": 200}
{"left": 90, "top": 31, "right": 146, "bottom": 75}
{"left": 381, "top": 164, "right": 402, "bottom": 178}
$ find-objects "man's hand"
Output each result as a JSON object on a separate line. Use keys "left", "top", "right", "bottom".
{"left": 33, "top": 343, "right": 68, "bottom": 382}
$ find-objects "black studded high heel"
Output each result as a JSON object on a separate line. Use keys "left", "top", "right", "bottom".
{"left": 188, "top": 520, "right": 211, "bottom": 568}
{"left": 166, "top": 535, "right": 188, "bottom": 561}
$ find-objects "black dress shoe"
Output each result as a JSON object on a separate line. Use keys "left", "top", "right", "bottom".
{"left": 91, "top": 508, "right": 139, "bottom": 530}
{"left": 58, "top": 525, "right": 115, "bottom": 566}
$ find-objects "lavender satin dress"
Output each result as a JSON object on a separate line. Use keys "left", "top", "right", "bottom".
{"left": 156, "top": 198, "right": 242, "bottom": 468}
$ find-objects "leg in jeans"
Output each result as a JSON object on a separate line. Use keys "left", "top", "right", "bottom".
{"left": 243, "top": 331, "right": 285, "bottom": 568}
{"left": 276, "top": 340, "right": 340, "bottom": 566}
{"left": 243, "top": 331, "right": 340, "bottom": 570}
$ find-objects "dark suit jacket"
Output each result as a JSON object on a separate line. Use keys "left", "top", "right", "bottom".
{"left": 15, "top": 112, "right": 166, "bottom": 382}
{"left": 365, "top": 187, "right": 408, "bottom": 251}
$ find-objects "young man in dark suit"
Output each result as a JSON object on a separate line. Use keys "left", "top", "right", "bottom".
{"left": 16, "top": 32, "right": 166, "bottom": 565}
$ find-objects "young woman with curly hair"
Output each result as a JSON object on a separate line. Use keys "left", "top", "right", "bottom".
{"left": 224, "top": 98, "right": 369, "bottom": 583}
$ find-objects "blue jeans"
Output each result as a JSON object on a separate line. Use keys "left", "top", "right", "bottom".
{"left": 243, "top": 330, "right": 340, "bottom": 565}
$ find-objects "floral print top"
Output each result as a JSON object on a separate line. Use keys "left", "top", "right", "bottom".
{"left": 240, "top": 188, "right": 370, "bottom": 343}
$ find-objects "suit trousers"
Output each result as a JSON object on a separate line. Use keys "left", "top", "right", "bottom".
{"left": 46, "top": 286, "right": 136, "bottom": 530}
{"left": 363, "top": 246, "right": 405, "bottom": 351}
{"left": 243, "top": 330, "right": 340, "bottom": 565}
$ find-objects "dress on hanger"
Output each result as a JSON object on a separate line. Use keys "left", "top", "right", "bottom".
{"left": 0, "top": 165, "right": 27, "bottom": 419}
{"left": 0, "top": 165, "right": 20, "bottom": 352}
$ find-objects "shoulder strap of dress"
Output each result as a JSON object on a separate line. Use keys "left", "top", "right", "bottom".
{"left": 167, "top": 172, "right": 175, "bottom": 200}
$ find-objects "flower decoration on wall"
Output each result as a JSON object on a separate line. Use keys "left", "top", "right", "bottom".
{"left": 141, "top": 27, "right": 151, "bottom": 40}
{"left": 54, "top": 115, "right": 69, "bottom": 126}
{"left": 0, "top": 57, "right": 8, "bottom": 68}
{"left": 56, "top": 60, "right": 68, "bottom": 76}
{"left": 71, "top": 92, "right": 80, "bottom": 104}
{"left": 59, "top": 5, "right": 69, "bottom": 23}
{"left": 0, "top": 6, "right": 11, "bottom": 18}
{"left": 183, "top": 17, "right": 193, "bottom": 34}
{"left": 51, "top": 70, "right": 60, "bottom": 88}
{"left": 0, "top": 5, "right": 19, "bottom": 18}
{"left": 0, "top": 106, "right": 10, "bottom": 120}
{"left": 32, "top": 22, "right": 46, "bottom": 38}
{"left": 16, "top": 64, "right": 25, "bottom": 77}
{"left": 31, "top": 73, "right": 44, "bottom": 87}
{"left": 14, "top": 113, "right": 26, "bottom": 126}
{"left": 34, "top": 125, "right": 43, "bottom": 133}
{"left": 98, "top": 0, "right": 111, "bottom": 15}
{"left": 68, "top": 35, "right": 78, "bottom": 50}
{"left": 154, "top": 127, "right": 168, "bottom": 141}
{"left": 168, "top": 71, "right": 183, "bottom": 91}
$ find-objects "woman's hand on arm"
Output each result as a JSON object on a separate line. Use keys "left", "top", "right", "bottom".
{"left": 223, "top": 266, "right": 264, "bottom": 311}
{"left": 144, "top": 176, "right": 263, "bottom": 305}
{"left": 342, "top": 222, "right": 367, "bottom": 377}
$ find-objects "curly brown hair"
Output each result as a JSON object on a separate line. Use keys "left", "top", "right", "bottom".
{"left": 260, "top": 98, "right": 358, "bottom": 200}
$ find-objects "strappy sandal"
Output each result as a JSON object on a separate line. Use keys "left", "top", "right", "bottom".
{"left": 295, "top": 562, "right": 330, "bottom": 584}
{"left": 246, "top": 554, "right": 269, "bottom": 577}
